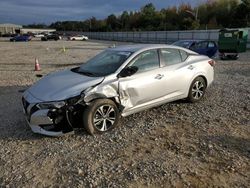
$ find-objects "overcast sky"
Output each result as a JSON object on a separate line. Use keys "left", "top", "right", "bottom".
{"left": 0, "top": 0, "right": 202, "bottom": 25}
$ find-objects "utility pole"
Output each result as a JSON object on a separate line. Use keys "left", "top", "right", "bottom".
{"left": 185, "top": 8, "right": 199, "bottom": 21}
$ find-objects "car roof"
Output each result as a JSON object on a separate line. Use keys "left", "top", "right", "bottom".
{"left": 174, "top": 40, "right": 201, "bottom": 43}
{"left": 109, "top": 44, "right": 183, "bottom": 52}
{"left": 174, "top": 40, "right": 215, "bottom": 43}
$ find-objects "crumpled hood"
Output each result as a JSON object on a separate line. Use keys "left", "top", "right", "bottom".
{"left": 27, "top": 69, "right": 104, "bottom": 102}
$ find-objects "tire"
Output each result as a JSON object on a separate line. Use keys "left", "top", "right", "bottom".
{"left": 187, "top": 77, "right": 207, "bottom": 103}
{"left": 83, "top": 99, "right": 120, "bottom": 135}
{"left": 227, "top": 54, "right": 238, "bottom": 60}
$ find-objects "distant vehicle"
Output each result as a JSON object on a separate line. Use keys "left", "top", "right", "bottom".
{"left": 34, "top": 33, "right": 45, "bottom": 38}
{"left": 172, "top": 40, "right": 197, "bottom": 49}
{"left": 22, "top": 44, "right": 215, "bottom": 136}
{"left": 3, "top": 33, "right": 17, "bottom": 37}
{"left": 172, "top": 40, "right": 218, "bottom": 58}
{"left": 41, "top": 34, "right": 60, "bottom": 41}
{"left": 10, "top": 35, "right": 32, "bottom": 42}
{"left": 68, "top": 35, "right": 88, "bottom": 41}
{"left": 218, "top": 28, "right": 248, "bottom": 60}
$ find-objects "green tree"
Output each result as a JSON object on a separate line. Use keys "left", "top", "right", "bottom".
{"left": 107, "top": 14, "right": 118, "bottom": 31}
{"left": 47, "top": 0, "right": 250, "bottom": 32}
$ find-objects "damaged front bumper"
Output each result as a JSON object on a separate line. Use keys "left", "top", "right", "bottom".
{"left": 22, "top": 92, "right": 74, "bottom": 136}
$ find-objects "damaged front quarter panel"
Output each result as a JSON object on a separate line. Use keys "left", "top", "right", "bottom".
{"left": 83, "top": 77, "right": 120, "bottom": 106}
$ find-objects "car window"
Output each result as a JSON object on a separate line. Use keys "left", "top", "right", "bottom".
{"left": 196, "top": 41, "right": 208, "bottom": 49}
{"left": 160, "top": 49, "right": 182, "bottom": 66}
{"left": 189, "top": 43, "right": 196, "bottom": 50}
{"left": 239, "top": 31, "right": 243, "bottom": 39}
{"left": 179, "top": 50, "right": 188, "bottom": 61}
{"left": 208, "top": 42, "right": 215, "bottom": 48}
{"left": 129, "top": 50, "right": 159, "bottom": 73}
{"left": 172, "top": 41, "right": 193, "bottom": 48}
{"left": 78, "top": 50, "right": 132, "bottom": 76}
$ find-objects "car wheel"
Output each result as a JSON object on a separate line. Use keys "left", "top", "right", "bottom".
{"left": 227, "top": 54, "right": 238, "bottom": 60}
{"left": 83, "top": 99, "right": 120, "bottom": 135}
{"left": 187, "top": 77, "right": 206, "bottom": 102}
{"left": 72, "top": 38, "right": 75, "bottom": 41}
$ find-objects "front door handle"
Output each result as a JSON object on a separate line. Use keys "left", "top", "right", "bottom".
{"left": 155, "top": 74, "right": 164, "bottom": 80}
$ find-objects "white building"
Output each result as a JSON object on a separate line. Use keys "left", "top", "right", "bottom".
{"left": 0, "top": 23, "right": 22, "bottom": 35}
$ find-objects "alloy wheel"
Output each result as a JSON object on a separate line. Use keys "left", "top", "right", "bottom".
{"left": 93, "top": 105, "right": 116, "bottom": 132}
{"left": 192, "top": 81, "right": 205, "bottom": 99}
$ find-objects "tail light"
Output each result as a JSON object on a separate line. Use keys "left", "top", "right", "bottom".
{"left": 208, "top": 60, "right": 215, "bottom": 67}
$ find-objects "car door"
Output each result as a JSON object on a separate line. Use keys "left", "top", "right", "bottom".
{"left": 159, "top": 48, "right": 195, "bottom": 98}
{"left": 118, "top": 49, "right": 167, "bottom": 112}
{"left": 192, "top": 41, "right": 208, "bottom": 56}
{"left": 207, "top": 41, "right": 217, "bottom": 57}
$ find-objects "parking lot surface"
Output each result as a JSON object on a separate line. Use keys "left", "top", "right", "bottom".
{"left": 0, "top": 39, "right": 249, "bottom": 187}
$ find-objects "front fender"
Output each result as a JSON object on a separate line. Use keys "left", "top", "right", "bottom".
{"left": 83, "top": 79, "right": 119, "bottom": 104}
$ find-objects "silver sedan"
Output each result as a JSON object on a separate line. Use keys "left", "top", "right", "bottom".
{"left": 22, "top": 44, "right": 215, "bottom": 136}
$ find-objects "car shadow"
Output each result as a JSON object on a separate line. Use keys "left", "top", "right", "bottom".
{"left": 0, "top": 85, "right": 91, "bottom": 141}
{"left": 0, "top": 85, "right": 46, "bottom": 141}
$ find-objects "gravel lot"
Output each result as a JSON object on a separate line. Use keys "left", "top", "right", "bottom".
{"left": 0, "top": 38, "right": 249, "bottom": 187}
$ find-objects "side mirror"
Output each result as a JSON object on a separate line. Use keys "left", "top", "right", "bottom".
{"left": 118, "top": 66, "right": 138, "bottom": 78}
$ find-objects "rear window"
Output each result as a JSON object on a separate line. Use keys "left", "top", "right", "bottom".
{"left": 197, "top": 41, "right": 208, "bottom": 49}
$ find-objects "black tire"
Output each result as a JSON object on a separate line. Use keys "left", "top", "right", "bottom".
{"left": 83, "top": 99, "right": 120, "bottom": 135}
{"left": 187, "top": 77, "right": 207, "bottom": 103}
{"left": 227, "top": 54, "right": 238, "bottom": 60}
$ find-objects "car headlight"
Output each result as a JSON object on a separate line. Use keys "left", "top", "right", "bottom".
{"left": 36, "top": 101, "right": 66, "bottom": 109}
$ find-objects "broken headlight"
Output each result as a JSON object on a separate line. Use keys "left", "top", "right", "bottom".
{"left": 36, "top": 101, "right": 66, "bottom": 109}
{"left": 67, "top": 93, "right": 85, "bottom": 106}
{"left": 67, "top": 95, "right": 82, "bottom": 105}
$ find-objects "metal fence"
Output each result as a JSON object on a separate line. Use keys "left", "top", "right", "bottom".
{"left": 82, "top": 29, "right": 250, "bottom": 47}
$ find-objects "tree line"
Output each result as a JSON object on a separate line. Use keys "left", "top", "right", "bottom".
{"left": 25, "top": 0, "right": 250, "bottom": 31}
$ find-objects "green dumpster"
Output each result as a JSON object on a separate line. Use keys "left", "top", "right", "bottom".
{"left": 218, "top": 28, "right": 248, "bottom": 60}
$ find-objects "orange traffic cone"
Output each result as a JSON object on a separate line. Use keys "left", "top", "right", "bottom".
{"left": 35, "top": 58, "right": 41, "bottom": 71}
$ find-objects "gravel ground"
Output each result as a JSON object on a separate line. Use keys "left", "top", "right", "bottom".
{"left": 0, "top": 38, "right": 249, "bottom": 188}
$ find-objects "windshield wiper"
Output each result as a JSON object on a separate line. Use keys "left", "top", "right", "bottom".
{"left": 79, "top": 71, "right": 97, "bottom": 76}
{"left": 73, "top": 68, "right": 99, "bottom": 77}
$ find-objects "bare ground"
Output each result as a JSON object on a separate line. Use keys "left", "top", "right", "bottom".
{"left": 0, "top": 38, "right": 249, "bottom": 188}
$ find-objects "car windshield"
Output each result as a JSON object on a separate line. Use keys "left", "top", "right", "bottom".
{"left": 76, "top": 50, "right": 132, "bottom": 76}
{"left": 173, "top": 41, "right": 193, "bottom": 48}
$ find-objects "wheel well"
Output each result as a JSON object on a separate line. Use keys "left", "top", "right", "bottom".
{"left": 87, "top": 97, "right": 122, "bottom": 111}
{"left": 196, "top": 75, "right": 207, "bottom": 87}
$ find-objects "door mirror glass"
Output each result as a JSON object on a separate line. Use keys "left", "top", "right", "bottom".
{"left": 118, "top": 66, "right": 138, "bottom": 78}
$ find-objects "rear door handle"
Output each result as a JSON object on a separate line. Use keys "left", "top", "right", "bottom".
{"left": 188, "top": 65, "right": 194, "bottom": 70}
{"left": 155, "top": 74, "right": 164, "bottom": 80}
